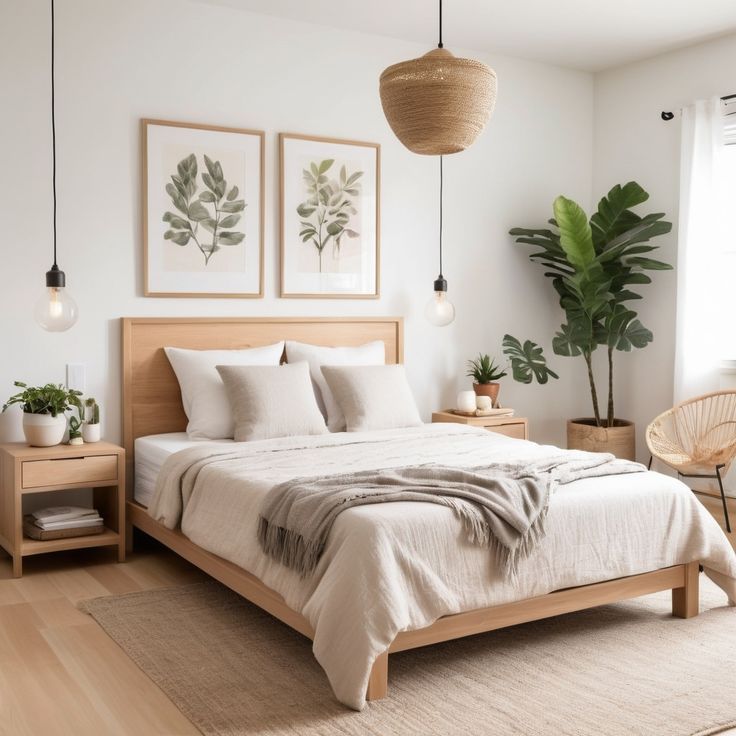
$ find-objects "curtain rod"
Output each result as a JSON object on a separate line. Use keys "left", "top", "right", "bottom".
{"left": 661, "top": 93, "right": 736, "bottom": 121}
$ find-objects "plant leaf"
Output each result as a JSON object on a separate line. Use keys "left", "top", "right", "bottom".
{"left": 218, "top": 231, "right": 245, "bottom": 245}
{"left": 502, "top": 335, "right": 558, "bottom": 384}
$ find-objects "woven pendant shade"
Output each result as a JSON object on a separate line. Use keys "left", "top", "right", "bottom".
{"left": 379, "top": 47, "right": 496, "bottom": 155}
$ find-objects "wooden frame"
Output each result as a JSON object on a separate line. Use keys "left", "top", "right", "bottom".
{"left": 279, "top": 133, "right": 380, "bottom": 299}
{"left": 122, "top": 316, "right": 700, "bottom": 703}
{"left": 142, "top": 119, "right": 265, "bottom": 298}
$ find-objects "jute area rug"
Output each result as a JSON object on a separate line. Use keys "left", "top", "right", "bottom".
{"left": 81, "top": 577, "right": 736, "bottom": 736}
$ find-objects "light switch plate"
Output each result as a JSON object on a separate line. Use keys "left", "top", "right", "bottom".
{"left": 66, "top": 363, "right": 86, "bottom": 394}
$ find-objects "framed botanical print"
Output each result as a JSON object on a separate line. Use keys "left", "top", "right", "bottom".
{"left": 143, "top": 119, "right": 264, "bottom": 297}
{"left": 280, "top": 133, "right": 380, "bottom": 298}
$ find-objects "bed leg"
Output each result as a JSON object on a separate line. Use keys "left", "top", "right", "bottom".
{"left": 125, "top": 519, "right": 134, "bottom": 554}
{"left": 366, "top": 651, "right": 388, "bottom": 701}
{"left": 672, "top": 561, "right": 700, "bottom": 618}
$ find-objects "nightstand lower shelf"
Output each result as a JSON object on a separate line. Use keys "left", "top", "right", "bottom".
{"left": 21, "top": 527, "right": 121, "bottom": 556}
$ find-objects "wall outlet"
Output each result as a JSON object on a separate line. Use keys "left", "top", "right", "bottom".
{"left": 66, "top": 363, "right": 86, "bottom": 394}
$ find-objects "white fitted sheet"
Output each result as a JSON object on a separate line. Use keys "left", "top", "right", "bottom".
{"left": 134, "top": 433, "right": 233, "bottom": 506}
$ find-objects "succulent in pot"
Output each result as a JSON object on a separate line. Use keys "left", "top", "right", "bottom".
{"left": 2, "top": 381, "right": 83, "bottom": 447}
{"left": 82, "top": 397, "right": 101, "bottom": 443}
{"left": 466, "top": 354, "right": 507, "bottom": 407}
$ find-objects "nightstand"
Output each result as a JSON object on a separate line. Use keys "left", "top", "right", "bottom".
{"left": 0, "top": 441, "right": 125, "bottom": 577}
{"left": 431, "top": 410, "right": 529, "bottom": 440}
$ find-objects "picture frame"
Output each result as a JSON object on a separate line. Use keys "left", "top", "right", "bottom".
{"left": 280, "top": 133, "right": 380, "bottom": 298}
{"left": 143, "top": 119, "right": 264, "bottom": 298}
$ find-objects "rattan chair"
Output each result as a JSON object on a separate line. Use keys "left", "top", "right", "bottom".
{"left": 646, "top": 390, "right": 736, "bottom": 533}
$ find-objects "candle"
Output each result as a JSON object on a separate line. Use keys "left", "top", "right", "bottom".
{"left": 476, "top": 395, "right": 492, "bottom": 411}
{"left": 457, "top": 390, "right": 477, "bottom": 413}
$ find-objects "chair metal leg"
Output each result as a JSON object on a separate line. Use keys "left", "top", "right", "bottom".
{"left": 715, "top": 465, "right": 732, "bottom": 534}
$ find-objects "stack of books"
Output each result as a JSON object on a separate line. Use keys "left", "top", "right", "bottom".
{"left": 23, "top": 506, "right": 105, "bottom": 541}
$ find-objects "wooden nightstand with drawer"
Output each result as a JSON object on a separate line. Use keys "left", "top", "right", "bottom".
{"left": 0, "top": 441, "right": 125, "bottom": 577}
{"left": 431, "top": 411, "right": 529, "bottom": 440}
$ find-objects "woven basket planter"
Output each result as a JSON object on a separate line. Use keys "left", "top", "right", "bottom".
{"left": 567, "top": 418, "right": 636, "bottom": 461}
{"left": 379, "top": 48, "right": 497, "bottom": 155}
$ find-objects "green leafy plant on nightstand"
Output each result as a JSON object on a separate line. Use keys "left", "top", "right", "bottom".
{"left": 2, "top": 382, "right": 82, "bottom": 416}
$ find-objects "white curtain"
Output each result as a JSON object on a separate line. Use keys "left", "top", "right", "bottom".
{"left": 673, "top": 97, "right": 727, "bottom": 403}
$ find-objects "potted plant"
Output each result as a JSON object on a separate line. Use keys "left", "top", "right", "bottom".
{"left": 505, "top": 181, "right": 672, "bottom": 459}
{"left": 68, "top": 415, "right": 84, "bottom": 446}
{"left": 82, "top": 397, "right": 101, "bottom": 443}
{"left": 2, "top": 382, "right": 83, "bottom": 447}
{"left": 466, "top": 354, "right": 507, "bottom": 407}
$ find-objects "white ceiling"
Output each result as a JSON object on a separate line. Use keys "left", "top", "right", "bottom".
{"left": 195, "top": 0, "right": 736, "bottom": 71}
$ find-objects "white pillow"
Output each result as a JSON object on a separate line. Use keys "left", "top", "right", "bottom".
{"left": 285, "top": 340, "right": 385, "bottom": 432}
{"left": 164, "top": 343, "right": 284, "bottom": 440}
{"left": 320, "top": 365, "right": 422, "bottom": 432}
{"left": 216, "top": 362, "right": 327, "bottom": 441}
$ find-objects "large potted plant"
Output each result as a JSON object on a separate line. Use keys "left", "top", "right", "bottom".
{"left": 2, "top": 382, "right": 83, "bottom": 447}
{"left": 506, "top": 182, "right": 672, "bottom": 459}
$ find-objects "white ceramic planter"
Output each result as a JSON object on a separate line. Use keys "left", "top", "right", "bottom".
{"left": 82, "top": 423, "right": 101, "bottom": 443}
{"left": 22, "top": 413, "right": 67, "bottom": 447}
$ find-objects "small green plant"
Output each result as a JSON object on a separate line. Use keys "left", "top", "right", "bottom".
{"left": 68, "top": 415, "right": 83, "bottom": 440}
{"left": 84, "top": 397, "right": 100, "bottom": 424}
{"left": 466, "top": 354, "right": 508, "bottom": 384}
{"left": 2, "top": 382, "right": 82, "bottom": 417}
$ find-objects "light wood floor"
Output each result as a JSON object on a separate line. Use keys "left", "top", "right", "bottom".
{"left": 0, "top": 509, "right": 733, "bottom": 736}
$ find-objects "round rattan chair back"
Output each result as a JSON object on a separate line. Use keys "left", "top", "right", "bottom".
{"left": 646, "top": 390, "right": 736, "bottom": 474}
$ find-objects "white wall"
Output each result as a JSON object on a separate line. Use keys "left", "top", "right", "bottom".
{"left": 0, "top": 0, "right": 594, "bottom": 446}
{"left": 594, "top": 33, "right": 736, "bottom": 460}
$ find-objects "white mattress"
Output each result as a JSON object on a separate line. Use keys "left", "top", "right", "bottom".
{"left": 134, "top": 433, "right": 233, "bottom": 506}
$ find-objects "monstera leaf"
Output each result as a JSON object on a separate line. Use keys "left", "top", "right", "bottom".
{"left": 502, "top": 335, "right": 558, "bottom": 384}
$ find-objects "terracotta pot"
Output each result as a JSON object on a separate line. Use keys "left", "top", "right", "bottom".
{"left": 567, "top": 417, "right": 636, "bottom": 460}
{"left": 22, "top": 413, "right": 66, "bottom": 447}
{"left": 473, "top": 382, "right": 500, "bottom": 407}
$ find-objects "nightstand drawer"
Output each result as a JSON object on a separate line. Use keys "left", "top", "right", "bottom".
{"left": 22, "top": 455, "right": 118, "bottom": 489}
{"left": 487, "top": 424, "right": 526, "bottom": 440}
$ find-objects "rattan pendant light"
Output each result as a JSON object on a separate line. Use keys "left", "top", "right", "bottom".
{"left": 379, "top": 0, "right": 497, "bottom": 155}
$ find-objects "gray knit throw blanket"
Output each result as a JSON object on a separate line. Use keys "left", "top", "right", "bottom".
{"left": 257, "top": 454, "right": 645, "bottom": 578}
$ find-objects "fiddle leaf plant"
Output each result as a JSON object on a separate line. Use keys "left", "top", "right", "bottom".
{"left": 163, "top": 154, "right": 246, "bottom": 265}
{"left": 506, "top": 181, "right": 672, "bottom": 427}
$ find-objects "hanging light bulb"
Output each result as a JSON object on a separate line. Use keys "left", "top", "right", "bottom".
{"left": 34, "top": 266, "right": 78, "bottom": 331}
{"left": 35, "top": 0, "right": 77, "bottom": 332}
{"left": 425, "top": 155, "right": 455, "bottom": 326}
{"left": 425, "top": 277, "right": 456, "bottom": 327}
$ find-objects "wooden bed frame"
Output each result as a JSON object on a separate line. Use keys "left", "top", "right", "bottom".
{"left": 121, "top": 316, "right": 700, "bottom": 702}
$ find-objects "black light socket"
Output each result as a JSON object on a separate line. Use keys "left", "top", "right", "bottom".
{"left": 45, "top": 264, "right": 66, "bottom": 288}
{"left": 433, "top": 275, "right": 448, "bottom": 292}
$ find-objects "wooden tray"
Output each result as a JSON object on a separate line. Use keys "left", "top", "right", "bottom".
{"left": 452, "top": 408, "right": 515, "bottom": 418}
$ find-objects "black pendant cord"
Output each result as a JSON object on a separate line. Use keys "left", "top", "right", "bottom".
{"left": 438, "top": 154, "right": 443, "bottom": 277}
{"left": 437, "top": 0, "right": 443, "bottom": 48}
{"left": 51, "top": 0, "right": 57, "bottom": 269}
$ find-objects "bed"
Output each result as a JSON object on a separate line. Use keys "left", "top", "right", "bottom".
{"left": 122, "top": 316, "right": 736, "bottom": 710}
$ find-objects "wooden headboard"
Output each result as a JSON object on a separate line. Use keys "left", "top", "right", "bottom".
{"left": 121, "top": 316, "right": 403, "bottom": 491}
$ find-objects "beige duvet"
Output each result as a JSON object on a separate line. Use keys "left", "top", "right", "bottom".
{"left": 148, "top": 424, "right": 736, "bottom": 710}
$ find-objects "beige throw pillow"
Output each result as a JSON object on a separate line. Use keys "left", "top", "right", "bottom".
{"left": 285, "top": 340, "right": 386, "bottom": 432}
{"left": 164, "top": 343, "right": 284, "bottom": 440}
{"left": 320, "top": 365, "right": 423, "bottom": 432}
{"left": 216, "top": 362, "right": 327, "bottom": 442}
